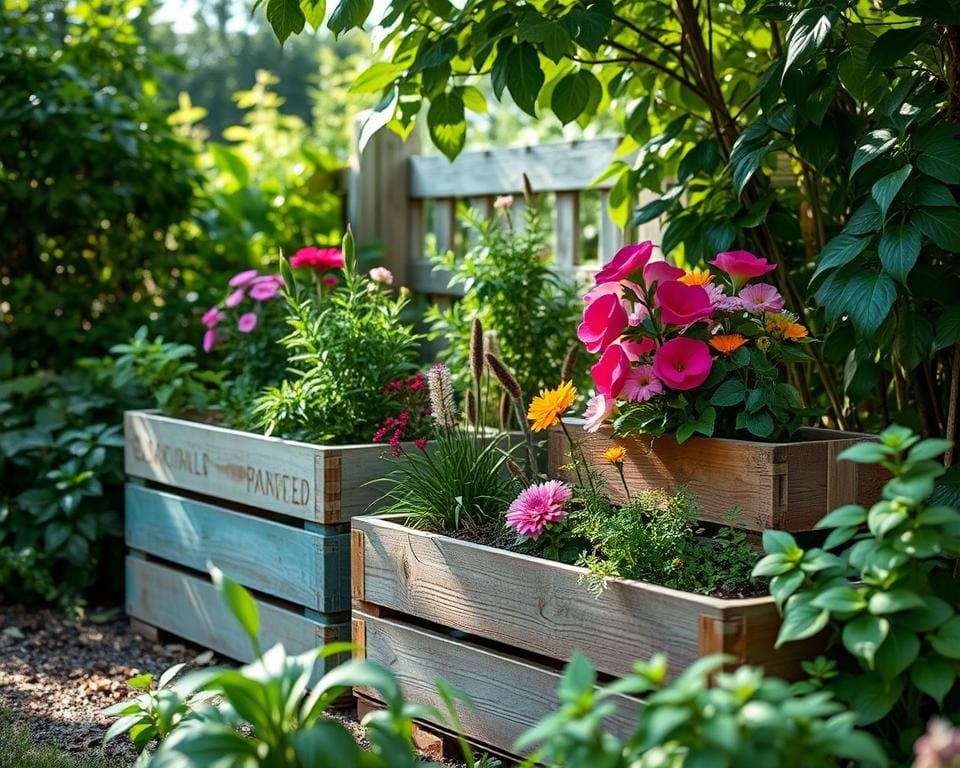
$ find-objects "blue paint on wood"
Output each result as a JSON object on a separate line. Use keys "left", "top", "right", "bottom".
{"left": 125, "top": 484, "right": 349, "bottom": 613}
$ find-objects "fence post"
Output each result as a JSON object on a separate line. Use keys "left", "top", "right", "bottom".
{"left": 350, "top": 123, "right": 420, "bottom": 288}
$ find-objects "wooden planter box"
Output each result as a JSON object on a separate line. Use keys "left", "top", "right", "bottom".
{"left": 123, "top": 409, "right": 397, "bottom": 671}
{"left": 549, "top": 420, "right": 887, "bottom": 532}
{"left": 351, "top": 516, "right": 815, "bottom": 757}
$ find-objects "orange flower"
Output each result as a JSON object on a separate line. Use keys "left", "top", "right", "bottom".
{"left": 678, "top": 268, "right": 714, "bottom": 287}
{"left": 602, "top": 446, "right": 627, "bottom": 464}
{"left": 709, "top": 334, "right": 748, "bottom": 354}
{"left": 527, "top": 381, "right": 577, "bottom": 432}
{"left": 765, "top": 314, "right": 808, "bottom": 341}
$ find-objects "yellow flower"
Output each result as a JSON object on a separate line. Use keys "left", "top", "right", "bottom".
{"left": 602, "top": 446, "right": 627, "bottom": 464}
{"left": 527, "top": 381, "right": 577, "bottom": 432}
{"left": 678, "top": 268, "right": 714, "bottom": 287}
{"left": 709, "top": 334, "right": 748, "bottom": 354}
{"left": 765, "top": 314, "right": 809, "bottom": 341}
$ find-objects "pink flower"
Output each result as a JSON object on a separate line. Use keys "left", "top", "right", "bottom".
{"left": 201, "top": 307, "right": 224, "bottom": 328}
{"left": 914, "top": 719, "right": 960, "bottom": 768}
{"left": 228, "top": 269, "right": 259, "bottom": 287}
{"left": 622, "top": 365, "right": 663, "bottom": 402}
{"left": 290, "top": 246, "right": 345, "bottom": 272}
{"left": 613, "top": 337, "right": 656, "bottom": 361}
{"left": 225, "top": 288, "right": 245, "bottom": 308}
{"left": 738, "top": 283, "right": 784, "bottom": 313}
{"left": 505, "top": 480, "right": 573, "bottom": 540}
{"left": 237, "top": 312, "right": 258, "bottom": 333}
{"left": 369, "top": 267, "right": 394, "bottom": 285}
{"left": 709, "top": 250, "right": 776, "bottom": 288}
{"left": 591, "top": 344, "right": 631, "bottom": 398}
{"left": 493, "top": 195, "right": 514, "bottom": 209}
{"left": 583, "top": 394, "right": 615, "bottom": 432}
{"left": 595, "top": 242, "right": 654, "bottom": 285}
{"left": 202, "top": 329, "right": 216, "bottom": 353}
{"left": 322, "top": 274, "right": 338, "bottom": 287}
{"left": 578, "top": 293, "right": 629, "bottom": 354}
{"left": 249, "top": 281, "right": 280, "bottom": 301}
{"left": 415, "top": 436, "right": 428, "bottom": 450}
{"left": 643, "top": 260, "right": 685, "bottom": 287}
{"left": 706, "top": 283, "right": 744, "bottom": 312}
{"left": 653, "top": 337, "right": 713, "bottom": 391}
{"left": 656, "top": 281, "right": 713, "bottom": 327}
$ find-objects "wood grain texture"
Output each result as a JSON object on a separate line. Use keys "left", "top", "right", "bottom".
{"left": 124, "top": 410, "right": 394, "bottom": 524}
{"left": 549, "top": 420, "right": 887, "bottom": 531}
{"left": 125, "top": 557, "right": 349, "bottom": 675}
{"left": 125, "top": 484, "right": 350, "bottom": 613}
{"left": 352, "top": 517, "right": 798, "bottom": 681}
{"left": 354, "top": 610, "right": 641, "bottom": 755}
{"left": 409, "top": 138, "right": 622, "bottom": 198}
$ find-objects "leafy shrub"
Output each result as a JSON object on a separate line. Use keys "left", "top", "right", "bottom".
{"left": 756, "top": 425, "right": 960, "bottom": 755}
{"left": 252, "top": 234, "right": 422, "bottom": 443}
{"left": 426, "top": 199, "right": 587, "bottom": 409}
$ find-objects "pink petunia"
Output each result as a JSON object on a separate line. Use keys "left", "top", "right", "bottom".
{"left": 643, "top": 260, "right": 685, "bottom": 287}
{"left": 709, "top": 250, "right": 776, "bottom": 288}
{"left": 595, "top": 242, "right": 654, "bottom": 285}
{"left": 225, "top": 288, "right": 245, "bottom": 308}
{"left": 578, "top": 293, "right": 629, "bottom": 354}
{"left": 738, "top": 283, "right": 784, "bottom": 313}
{"left": 653, "top": 337, "right": 713, "bottom": 391}
{"left": 655, "top": 281, "right": 713, "bottom": 327}
{"left": 202, "top": 329, "right": 217, "bottom": 353}
{"left": 622, "top": 365, "right": 664, "bottom": 402}
{"left": 201, "top": 307, "right": 224, "bottom": 328}
{"left": 249, "top": 281, "right": 280, "bottom": 301}
{"left": 228, "top": 269, "right": 259, "bottom": 287}
{"left": 582, "top": 394, "right": 615, "bottom": 432}
{"left": 505, "top": 480, "right": 574, "bottom": 540}
{"left": 290, "top": 246, "right": 345, "bottom": 272}
{"left": 591, "top": 343, "right": 632, "bottom": 398}
{"left": 237, "top": 312, "right": 258, "bottom": 333}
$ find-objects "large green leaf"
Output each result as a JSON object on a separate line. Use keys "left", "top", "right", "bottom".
{"left": 427, "top": 91, "right": 465, "bottom": 160}
{"left": 266, "top": 0, "right": 306, "bottom": 43}
{"left": 878, "top": 221, "right": 921, "bottom": 282}
{"left": 811, "top": 233, "right": 871, "bottom": 281}
{"left": 842, "top": 614, "right": 890, "bottom": 667}
{"left": 327, "top": 0, "right": 372, "bottom": 35}
{"left": 844, "top": 270, "right": 897, "bottom": 333}
{"left": 935, "top": 306, "right": 960, "bottom": 351}
{"left": 551, "top": 70, "right": 601, "bottom": 125}
{"left": 917, "top": 134, "right": 960, "bottom": 185}
{"left": 783, "top": 8, "right": 833, "bottom": 76}
{"left": 504, "top": 42, "right": 544, "bottom": 116}
{"left": 915, "top": 207, "right": 960, "bottom": 250}
{"left": 300, "top": 0, "right": 325, "bottom": 30}
{"left": 871, "top": 164, "right": 911, "bottom": 218}
{"left": 911, "top": 656, "right": 956, "bottom": 705}
{"left": 849, "top": 129, "right": 897, "bottom": 180}
{"left": 867, "top": 23, "right": 932, "bottom": 68}
{"left": 210, "top": 566, "right": 260, "bottom": 652}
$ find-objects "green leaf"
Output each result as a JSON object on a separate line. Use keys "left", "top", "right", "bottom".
{"left": 558, "top": 653, "right": 596, "bottom": 701}
{"left": 878, "top": 221, "right": 921, "bottom": 282}
{"left": 915, "top": 207, "right": 960, "bottom": 251}
{"left": 44, "top": 521, "right": 71, "bottom": 552}
{"left": 504, "top": 42, "right": 544, "bottom": 116}
{"left": 769, "top": 570, "right": 804, "bottom": 609}
{"left": 874, "top": 627, "right": 920, "bottom": 679}
{"left": 744, "top": 409, "right": 773, "bottom": 438}
{"left": 838, "top": 672, "right": 904, "bottom": 724}
{"left": 551, "top": 70, "right": 601, "bottom": 125}
{"left": 917, "top": 134, "right": 960, "bottom": 184}
{"left": 871, "top": 164, "right": 911, "bottom": 218}
{"left": 783, "top": 8, "right": 833, "bottom": 76}
{"left": 427, "top": 91, "right": 465, "bottom": 161}
{"left": 845, "top": 270, "right": 897, "bottom": 334}
{"left": 914, "top": 178, "right": 958, "bottom": 207}
{"left": 752, "top": 552, "right": 794, "bottom": 577}
{"left": 811, "top": 586, "right": 867, "bottom": 613}
{"left": 868, "top": 589, "right": 926, "bottom": 615}
{"left": 911, "top": 656, "right": 956, "bottom": 705}
{"left": 849, "top": 129, "right": 897, "bottom": 179}
{"left": 867, "top": 504, "right": 907, "bottom": 538}
{"left": 210, "top": 566, "right": 260, "bottom": 652}
{"left": 930, "top": 615, "right": 960, "bottom": 659}
{"left": 351, "top": 62, "right": 406, "bottom": 94}
{"left": 837, "top": 442, "right": 888, "bottom": 463}
{"left": 327, "top": 0, "right": 372, "bottom": 35}
{"left": 811, "top": 233, "right": 871, "bottom": 281}
{"left": 776, "top": 599, "right": 830, "bottom": 646}
{"left": 291, "top": 721, "right": 363, "bottom": 767}
{"left": 709, "top": 379, "right": 746, "bottom": 407}
{"left": 935, "top": 306, "right": 960, "bottom": 352}
{"left": 763, "top": 529, "right": 799, "bottom": 555}
{"left": 842, "top": 614, "right": 889, "bottom": 667}
{"left": 266, "top": 0, "right": 306, "bottom": 44}
{"left": 816, "top": 503, "right": 867, "bottom": 529}
{"left": 299, "top": 0, "right": 325, "bottom": 29}
{"left": 631, "top": 186, "right": 683, "bottom": 226}
{"left": 127, "top": 673, "right": 153, "bottom": 690}
{"left": 867, "top": 23, "right": 932, "bottom": 69}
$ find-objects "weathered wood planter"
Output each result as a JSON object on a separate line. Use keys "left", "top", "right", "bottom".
{"left": 351, "top": 515, "right": 813, "bottom": 757}
{"left": 124, "top": 409, "right": 394, "bottom": 671}
{"left": 549, "top": 420, "right": 887, "bottom": 532}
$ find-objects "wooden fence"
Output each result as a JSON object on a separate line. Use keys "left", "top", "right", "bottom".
{"left": 347, "top": 130, "right": 662, "bottom": 299}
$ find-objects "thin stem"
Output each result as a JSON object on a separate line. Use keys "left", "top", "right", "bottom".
{"left": 558, "top": 417, "right": 588, "bottom": 490}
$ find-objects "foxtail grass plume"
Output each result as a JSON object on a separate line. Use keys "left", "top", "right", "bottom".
{"left": 470, "top": 318, "right": 484, "bottom": 385}
{"left": 466, "top": 389, "right": 478, "bottom": 426}
{"left": 427, "top": 363, "right": 458, "bottom": 430}
{"left": 499, "top": 392, "right": 513, "bottom": 431}
{"left": 560, "top": 343, "right": 579, "bottom": 383}
{"left": 485, "top": 353, "right": 522, "bottom": 400}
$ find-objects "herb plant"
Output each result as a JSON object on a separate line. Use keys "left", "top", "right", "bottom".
{"left": 756, "top": 426, "right": 960, "bottom": 757}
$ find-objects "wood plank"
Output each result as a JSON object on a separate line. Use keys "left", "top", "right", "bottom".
{"left": 124, "top": 410, "right": 391, "bottom": 524}
{"left": 598, "top": 189, "right": 625, "bottom": 260}
{"left": 409, "top": 138, "right": 623, "bottom": 198}
{"left": 355, "top": 610, "right": 641, "bottom": 756}
{"left": 353, "top": 517, "right": 788, "bottom": 681}
{"left": 554, "top": 191, "right": 580, "bottom": 270}
{"left": 125, "top": 484, "right": 349, "bottom": 613}
{"left": 125, "top": 557, "right": 349, "bottom": 675}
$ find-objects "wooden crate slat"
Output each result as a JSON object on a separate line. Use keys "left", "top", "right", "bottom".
{"left": 352, "top": 517, "right": 783, "bottom": 680}
{"left": 125, "top": 557, "right": 348, "bottom": 675}
{"left": 354, "top": 609, "right": 640, "bottom": 756}
{"left": 409, "top": 138, "right": 622, "bottom": 198}
{"left": 124, "top": 484, "right": 349, "bottom": 613}
{"left": 554, "top": 191, "right": 581, "bottom": 270}
{"left": 123, "top": 410, "right": 389, "bottom": 524}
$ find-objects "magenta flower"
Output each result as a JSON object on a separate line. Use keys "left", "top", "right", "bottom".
{"left": 322, "top": 274, "right": 338, "bottom": 287}
{"left": 225, "top": 288, "right": 245, "bottom": 308}
{"left": 622, "top": 365, "right": 663, "bottom": 402}
{"left": 415, "top": 436, "right": 428, "bottom": 450}
{"left": 595, "top": 242, "right": 654, "bottom": 285}
{"left": 706, "top": 283, "right": 744, "bottom": 312}
{"left": 201, "top": 307, "right": 224, "bottom": 328}
{"left": 578, "top": 293, "right": 629, "bottom": 354}
{"left": 506, "top": 480, "right": 574, "bottom": 540}
{"left": 591, "top": 343, "right": 632, "bottom": 398}
{"left": 202, "top": 329, "right": 217, "bottom": 353}
{"left": 738, "top": 283, "right": 784, "bottom": 313}
{"left": 582, "top": 394, "right": 615, "bottom": 432}
{"left": 228, "top": 269, "right": 259, "bottom": 287}
{"left": 655, "top": 280, "right": 713, "bottom": 327}
{"left": 653, "top": 337, "right": 713, "bottom": 391}
{"left": 709, "top": 250, "right": 776, "bottom": 288}
{"left": 643, "top": 260, "right": 685, "bottom": 287}
{"left": 290, "top": 246, "right": 345, "bottom": 272}
{"left": 613, "top": 337, "right": 656, "bottom": 361}
{"left": 237, "top": 312, "right": 258, "bottom": 333}
{"left": 249, "top": 281, "right": 280, "bottom": 301}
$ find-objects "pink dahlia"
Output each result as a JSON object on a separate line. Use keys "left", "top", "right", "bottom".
{"left": 290, "top": 246, "right": 345, "bottom": 272}
{"left": 237, "top": 312, "right": 258, "bottom": 333}
{"left": 652, "top": 337, "right": 713, "bottom": 391}
{"left": 225, "top": 288, "right": 245, "bottom": 308}
{"left": 622, "top": 365, "right": 663, "bottom": 402}
{"left": 738, "top": 283, "right": 784, "bottom": 313}
{"left": 709, "top": 250, "right": 776, "bottom": 288}
{"left": 595, "top": 242, "right": 654, "bottom": 285}
{"left": 249, "top": 280, "right": 280, "bottom": 301}
{"left": 228, "top": 269, "right": 259, "bottom": 287}
{"left": 582, "top": 394, "right": 615, "bottom": 432}
{"left": 506, "top": 480, "right": 573, "bottom": 540}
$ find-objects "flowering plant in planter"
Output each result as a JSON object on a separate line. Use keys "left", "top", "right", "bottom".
{"left": 579, "top": 242, "right": 819, "bottom": 443}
